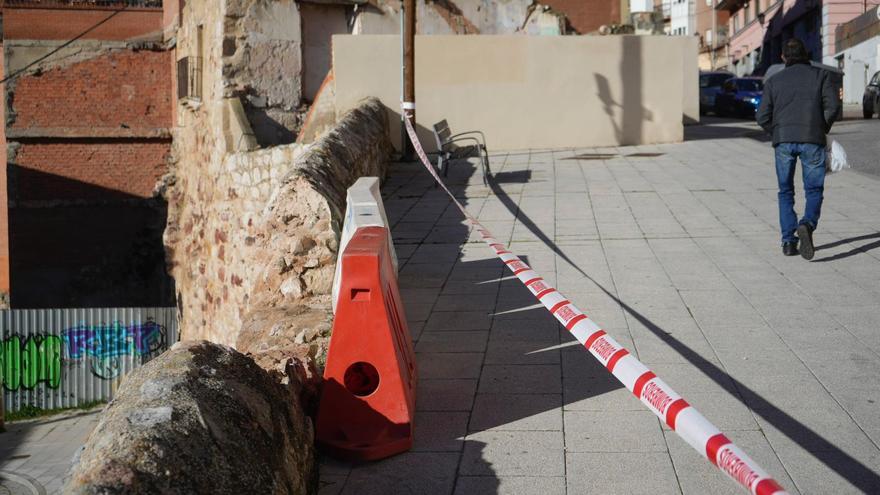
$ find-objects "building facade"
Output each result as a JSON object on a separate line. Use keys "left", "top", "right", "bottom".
{"left": 834, "top": 6, "right": 880, "bottom": 104}
{"left": 717, "top": 0, "right": 880, "bottom": 76}
{"left": 1, "top": 0, "right": 176, "bottom": 308}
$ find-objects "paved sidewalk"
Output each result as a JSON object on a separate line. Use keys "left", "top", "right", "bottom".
{"left": 0, "top": 409, "right": 101, "bottom": 494}
{"left": 320, "top": 126, "right": 880, "bottom": 494}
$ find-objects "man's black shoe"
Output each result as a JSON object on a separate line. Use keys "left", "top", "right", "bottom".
{"left": 782, "top": 242, "right": 799, "bottom": 256}
{"left": 797, "top": 224, "right": 814, "bottom": 260}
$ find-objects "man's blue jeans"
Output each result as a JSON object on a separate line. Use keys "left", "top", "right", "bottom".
{"left": 775, "top": 142, "right": 826, "bottom": 244}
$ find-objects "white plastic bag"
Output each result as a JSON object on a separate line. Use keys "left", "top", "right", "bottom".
{"left": 827, "top": 140, "right": 850, "bottom": 174}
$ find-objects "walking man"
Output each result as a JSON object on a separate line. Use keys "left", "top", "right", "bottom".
{"left": 757, "top": 38, "right": 840, "bottom": 260}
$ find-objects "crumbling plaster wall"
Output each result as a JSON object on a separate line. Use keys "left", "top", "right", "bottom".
{"left": 225, "top": 0, "right": 307, "bottom": 146}
{"left": 353, "top": 0, "right": 567, "bottom": 35}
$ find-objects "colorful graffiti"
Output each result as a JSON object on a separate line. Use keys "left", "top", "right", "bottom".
{"left": 1, "top": 335, "right": 63, "bottom": 391}
{"left": 61, "top": 320, "right": 166, "bottom": 379}
{"left": 2, "top": 308, "right": 177, "bottom": 414}
{"left": 0, "top": 320, "right": 167, "bottom": 389}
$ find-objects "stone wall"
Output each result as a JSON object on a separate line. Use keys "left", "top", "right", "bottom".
{"left": 165, "top": 98, "right": 391, "bottom": 349}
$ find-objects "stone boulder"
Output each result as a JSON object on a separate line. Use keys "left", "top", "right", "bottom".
{"left": 65, "top": 341, "right": 316, "bottom": 495}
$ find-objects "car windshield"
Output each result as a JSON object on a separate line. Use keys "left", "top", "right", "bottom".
{"left": 735, "top": 79, "right": 763, "bottom": 92}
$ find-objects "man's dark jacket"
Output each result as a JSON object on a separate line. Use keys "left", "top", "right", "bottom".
{"left": 756, "top": 62, "right": 840, "bottom": 147}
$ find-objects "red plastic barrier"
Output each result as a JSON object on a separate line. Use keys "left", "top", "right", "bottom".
{"left": 316, "top": 226, "right": 417, "bottom": 461}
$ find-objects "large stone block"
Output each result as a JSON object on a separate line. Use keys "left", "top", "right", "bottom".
{"left": 64, "top": 341, "right": 316, "bottom": 495}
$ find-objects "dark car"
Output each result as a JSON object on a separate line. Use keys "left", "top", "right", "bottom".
{"left": 715, "top": 77, "right": 763, "bottom": 117}
{"left": 863, "top": 70, "right": 879, "bottom": 119}
{"left": 699, "top": 71, "right": 734, "bottom": 114}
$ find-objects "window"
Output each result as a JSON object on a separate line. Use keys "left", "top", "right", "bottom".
{"left": 177, "top": 24, "right": 205, "bottom": 102}
{"left": 706, "top": 29, "right": 713, "bottom": 46}
{"left": 871, "top": 72, "right": 880, "bottom": 86}
{"left": 745, "top": 2, "right": 753, "bottom": 23}
{"left": 733, "top": 12, "right": 740, "bottom": 32}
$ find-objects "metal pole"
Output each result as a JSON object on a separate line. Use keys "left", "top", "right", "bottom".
{"left": 400, "top": 1, "right": 406, "bottom": 157}
{"left": 403, "top": 0, "right": 416, "bottom": 161}
{"left": 711, "top": 0, "right": 716, "bottom": 70}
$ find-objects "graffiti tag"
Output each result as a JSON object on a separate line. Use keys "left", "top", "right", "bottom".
{"left": 62, "top": 321, "right": 166, "bottom": 379}
{"left": 1, "top": 335, "right": 63, "bottom": 391}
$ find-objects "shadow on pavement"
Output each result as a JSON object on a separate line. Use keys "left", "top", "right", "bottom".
{"left": 685, "top": 116, "right": 772, "bottom": 143}
{"left": 321, "top": 157, "right": 627, "bottom": 494}
{"left": 486, "top": 170, "right": 880, "bottom": 494}
{"left": 813, "top": 232, "right": 880, "bottom": 263}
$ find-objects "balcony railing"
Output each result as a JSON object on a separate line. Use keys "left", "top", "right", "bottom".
{"left": 0, "top": 0, "right": 162, "bottom": 8}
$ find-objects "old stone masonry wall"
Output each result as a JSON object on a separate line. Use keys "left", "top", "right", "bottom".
{"left": 164, "top": 98, "right": 391, "bottom": 354}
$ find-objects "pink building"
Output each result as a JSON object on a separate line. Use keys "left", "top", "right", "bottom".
{"left": 716, "top": 0, "right": 880, "bottom": 76}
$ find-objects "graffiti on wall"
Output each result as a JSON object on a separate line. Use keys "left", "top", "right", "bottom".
{"left": 1, "top": 319, "right": 167, "bottom": 389}
{"left": 0, "top": 335, "right": 62, "bottom": 391}
{"left": 62, "top": 320, "right": 166, "bottom": 379}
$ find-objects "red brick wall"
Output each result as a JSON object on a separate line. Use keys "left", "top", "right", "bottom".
{"left": 10, "top": 50, "right": 172, "bottom": 131}
{"left": 13, "top": 141, "right": 170, "bottom": 201}
{"left": 543, "top": 0, "right": 621, "bottom": 34}
{"left": 2, "top": 7, "right": 163, "bottom": 41}
{"left": 3, "top": 12, "right": 174, "bottom": 308}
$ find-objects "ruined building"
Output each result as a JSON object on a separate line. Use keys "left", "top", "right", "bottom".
{"left": 0, "top": 0, "right": 624, "bottom": 312}
{"left": 1, "top": 1, "right": 176, "bottom": 308}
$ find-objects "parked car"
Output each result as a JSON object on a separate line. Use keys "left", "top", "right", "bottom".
{"left": 863, "top": 70, "right": 879, "bottom": 119}
{"left": 699, "top": 71, "right": 734, "bottom": 114}
{"left": 715, "top": 77, "right": 763, "bottom": 117}
{"left": 765, "top": 61, "right": 844, "bottom": 121}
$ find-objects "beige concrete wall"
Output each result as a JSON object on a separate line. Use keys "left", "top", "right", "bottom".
{"left": 682, "top": 36, "right": 700, "bottom": 124}
{"left": 333, "top": 35, "right": 697, "bottom": 151}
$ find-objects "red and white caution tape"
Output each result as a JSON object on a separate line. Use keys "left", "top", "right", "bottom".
{"left": 402, "top": 112, "right": 788, "bottom": 495}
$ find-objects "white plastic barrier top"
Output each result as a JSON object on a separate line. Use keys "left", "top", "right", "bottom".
{"left": 332, "top": 176, "right": 398, "bottom": 314}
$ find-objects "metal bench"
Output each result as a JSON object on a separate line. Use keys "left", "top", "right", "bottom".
{"left": 432, "top": 119, "right": 491, "bottom": 186}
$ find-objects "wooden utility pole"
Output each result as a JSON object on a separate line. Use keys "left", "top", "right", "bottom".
{"left": 403, "top": 0, "right": 416, "bottom": 160}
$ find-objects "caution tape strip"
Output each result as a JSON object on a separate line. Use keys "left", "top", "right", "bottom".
{"left": 402, "top": 111, "right": 788, "bottom": 495}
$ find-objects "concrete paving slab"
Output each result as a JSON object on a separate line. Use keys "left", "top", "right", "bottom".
{"left": 483, "top": 340, "right": 561, "bottom": 365}
{"left": 477, "top": 365, "right": 562, "bottom": 394}
{"left": 417, "top": 352, "right": 484, "bottom": 379}
{"left": 415, "top": 331, "right": 489, "bottom": 353}
{"left": 460, "top": 431, "right": 565, "bottom": 477}
{"left": 340, "top": 452, "right": 459, "bottom": 495}
{"left": 564, "top": 410, "right": 667, "bottom": 453}
{"left": 468, "top": 394, "right": 562, "bottom": 432}
{"left": 412, "top": 412, "right": 469, "bottom": 452}
{"left": 566, "top": 452, "right": 680, "bottom": 495}
{"left": 453, "top": 475, "right": 566, "bottom": 495}
{"left": 425, "top": 311, "right": 493, "bottom": 332}
{"left": 417, "top": 379, "right": 478, "bottom": 412}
